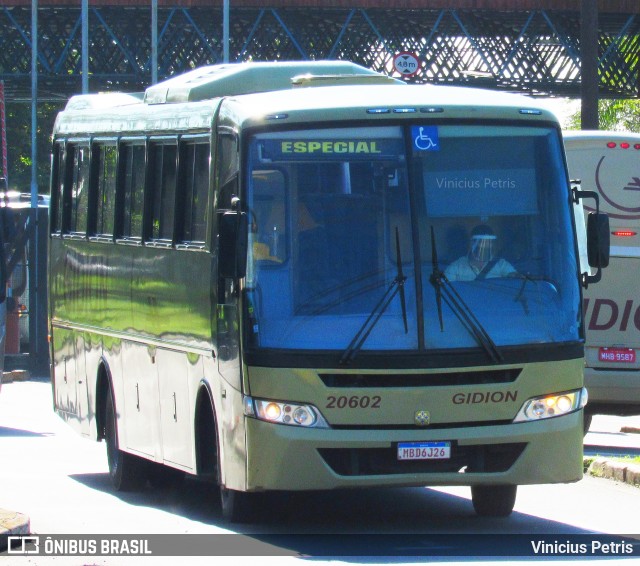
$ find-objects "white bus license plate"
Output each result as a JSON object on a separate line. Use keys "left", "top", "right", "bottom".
{"left": 397, "top": 441, "right": 451, "bottom": 461}
{"left": 598, "top": 347, "right": 636, "bottom": 363}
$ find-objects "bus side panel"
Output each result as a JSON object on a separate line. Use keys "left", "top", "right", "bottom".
{"left": 217, "top": 302, "right": 248, "bottom": 491}
{"left": 583, "top": 254, "right": 640, "bottom": 407}
{"left": 50, "top": 327, "right": 90, "bottom": 437}
{"left": 121, "top": 339, "right": 162, "bottom": 460}
{"left": 157, "top": 347, "right": 199, "bottom": 471}
{"left": 75, "top": 331, "right": 90, "bottom": 437}
{"left": 565, "top": 136, "right": 640, "bottom": 412}
{"left": 51, "top": 327, "right": 79, "bottom": 423}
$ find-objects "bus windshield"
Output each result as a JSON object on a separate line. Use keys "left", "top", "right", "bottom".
{"left": 245, "top": 124, "right": 580, "bottom": 359}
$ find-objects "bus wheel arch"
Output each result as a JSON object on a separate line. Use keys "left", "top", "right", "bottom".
{"left": 193, "top": 382, "right": 255, "bottom": 522}
{"left": 101, "top": 365, "right": 147, "bottom": 491}
{"left": 95, "top": 360, "right": 111, "bottom": 442}
{"left": 194, "top": 382, "right": 219, "bottom": 480}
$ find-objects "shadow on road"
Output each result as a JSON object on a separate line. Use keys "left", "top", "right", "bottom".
{"left": 69, "top": 471, "right": 611, "bottom": 560}
{"left": 0, "top": 426, "right": 54, "bottom": 438}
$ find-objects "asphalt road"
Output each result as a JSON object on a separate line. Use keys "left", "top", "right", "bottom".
{"left": 1, "top": 377, "right": 640, "bottom": 565}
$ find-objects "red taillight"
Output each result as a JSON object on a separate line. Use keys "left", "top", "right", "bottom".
{"left": 612, "top": 230, "right": 637, "bottom": 237}
{"left": 605, "top": 141, "right": 640, "bottom": 149}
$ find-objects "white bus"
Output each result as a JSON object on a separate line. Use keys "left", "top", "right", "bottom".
{"left": 564, "top": 130, "right": 640, "bottom": 429}
{"left": 49, "top": 61, "right": 608, "bottom": 521}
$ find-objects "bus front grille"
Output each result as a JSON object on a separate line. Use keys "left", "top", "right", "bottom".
{"left": 317, "top": 442, "right": 527, "bottom": 476}
{"left": 318, "top": 369, "right": 521, "bottom": 388}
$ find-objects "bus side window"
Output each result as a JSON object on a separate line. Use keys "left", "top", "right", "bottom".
{"left": 68, "top": 143, "right": 90, "bottom": 236}
{"left": 251, "top": 169, "right": 286, "bottom": 263}
{"left": 177, "top": 140, "right": 209, "bottom": 246}
{"left": 118, "top": 142, "right": 146, "bottom": 241}
{"left": 216, "top": 132, "right": 239, "bottom": 210}
{"left": 93, "top": 143, "right": 117, "bottom": 238}
{"left": 147, "top": 141, "right": 178, "bottom": 244}
{"left": 50, "top": 141, "right": 66, "bottom": 235}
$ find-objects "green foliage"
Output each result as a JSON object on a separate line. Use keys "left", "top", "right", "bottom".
{"left": 4, "top": 101, "right": 65, "bottom": 193}
{"left": 566, "top": 99, "right": 640, "bottom": 132}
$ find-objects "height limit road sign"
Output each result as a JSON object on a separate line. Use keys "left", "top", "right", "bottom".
{"left": 393, "top": 52, "right": 420, "bottom": 77}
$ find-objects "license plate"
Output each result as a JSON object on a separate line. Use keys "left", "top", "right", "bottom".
{"left": 598, "top": 347, "right": 636, "bottom": 364}
{"left": 397, "top": 441, "right": 451, "bottom": 461}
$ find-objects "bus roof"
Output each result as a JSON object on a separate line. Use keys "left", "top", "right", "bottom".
{"left": 143, "top": 60, "right": 402, "bottom": 104}
{"left": 563, "top": 129, "right": 640, "bottom": 140}
{"left": 220, "top": 83, "right": 559, "bottom": 129}
{"left": 54, "top": 62, "right": 559, "bottom": 136}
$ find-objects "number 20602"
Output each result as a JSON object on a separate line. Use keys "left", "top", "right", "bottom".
{"left": 326, "top": 395, "right": 381, "bottom": 409}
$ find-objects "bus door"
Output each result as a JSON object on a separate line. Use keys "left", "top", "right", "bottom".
{"left": 215, "top": 130, "right": 243, "bottom": 391}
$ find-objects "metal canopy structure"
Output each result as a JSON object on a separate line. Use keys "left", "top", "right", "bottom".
{"left": 1, "top": 1, "right": 639, "bottom": 101}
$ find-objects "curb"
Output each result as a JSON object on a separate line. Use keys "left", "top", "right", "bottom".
{"left": 0, "top": 508, "right": 30, "bottom": 551}
{"left": 621, "top": 426, "right": 640, "bottom": 434}
{"left": 585, "top": 456, "right": 640, "bottom": 488}
{"left": 1, "top": 370, "right": 31, "bottom": 384}
{"left": 0, "top": 373, "right": 33, "bottom": 552}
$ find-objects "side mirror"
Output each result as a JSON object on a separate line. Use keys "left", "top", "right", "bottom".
{"left": 218, "top": 210, "right": 248, "bottom": 280}
{"left": 572, "top": 186, "right": 609, "bottom": 287}
{"left": 587, "top": 212, "right": 610, "bottom": 269}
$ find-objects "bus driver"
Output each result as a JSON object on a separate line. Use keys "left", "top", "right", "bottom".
{"left": 444, "top": 224, "right": 517, "bottom": 281}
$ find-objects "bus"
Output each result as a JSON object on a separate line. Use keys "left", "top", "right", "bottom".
{"left": 563, "top": 130, "right": 639, "bottom": 430}
{"left": 49, "top": 61, "right": 609, "bottom": 521}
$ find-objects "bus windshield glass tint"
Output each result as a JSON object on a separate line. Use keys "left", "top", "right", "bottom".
{"left": 245, "top": 125, "right": 579, "bottom": 356}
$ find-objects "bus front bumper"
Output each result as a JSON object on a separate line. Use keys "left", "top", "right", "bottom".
{"left": 244, "top": 411, "right": 584, "bottom": 492}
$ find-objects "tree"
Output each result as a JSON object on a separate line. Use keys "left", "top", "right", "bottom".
{"left": 4, "top": 101, "right": 64, "bottom": 194}
{"left": 566, "top": 99, "right": 640, "bottom": 132}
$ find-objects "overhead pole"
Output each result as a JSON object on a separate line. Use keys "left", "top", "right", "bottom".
{"left": 31, "top": 0, "right": 38, "bottom": 204}
{"left": 0, "top": 81, "right": 7, "bottom": 191}
{"left": 580, "top": 0, "right": 599, "bottom": 130}
{"left": 31, "top": 0, "right": 47, "bottom": 374}
{"left": 82, "top": 0, "right": 88, "bottom": 93}
{"left": 151, "top": 0, "right": 158, "bottom": 84}
{"left": 223, "top": 0, "right": 229, "bottom": 63}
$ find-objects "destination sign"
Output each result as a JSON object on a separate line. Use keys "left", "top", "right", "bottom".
{"left": 259, "top": 138, "right": 403, "bottom": 161}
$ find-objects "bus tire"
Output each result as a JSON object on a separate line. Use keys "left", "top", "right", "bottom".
{"left": 471, "top": 485, "right": 517, "bottom": 517}
{"left": 220, "top": 486, "right": 255, "bottom": 523}
{"left": 105, "top": 386, "right": 147, "bottom": 492}
{"left": 583, "top": 412, "right": 593, "bottom": 435}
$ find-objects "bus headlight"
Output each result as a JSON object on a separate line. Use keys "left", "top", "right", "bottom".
{"left": 513, "top": 388, "right": 587, "bottom": 422}
{"left": 244, "top": 396, "right": 329, "bottom": 428}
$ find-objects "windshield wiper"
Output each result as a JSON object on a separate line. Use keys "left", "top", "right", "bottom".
{"left": 429, "top": 226, "right": 445, "bottom": 332}
{"left": 514, "top": 273, "right": 534, "bottom": 315}
{"left": 428, "top": 226, "right": 503, "bottom": 364}
{"left": 340, "top": 227, "right": 408, "bottom": 365}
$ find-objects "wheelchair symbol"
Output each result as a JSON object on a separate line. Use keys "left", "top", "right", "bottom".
{"left": 414, "top": 127, "right": 438, "bottom": 150}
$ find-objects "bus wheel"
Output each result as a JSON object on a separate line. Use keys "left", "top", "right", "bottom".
{"left": 219, "top": 486, "right": 256, "bottom": 523}
{"left": 471, "top": 485, "right": 517, "bottom": 517}
{"left": 105, "top": 387, "right": 147, "bottom": 492}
